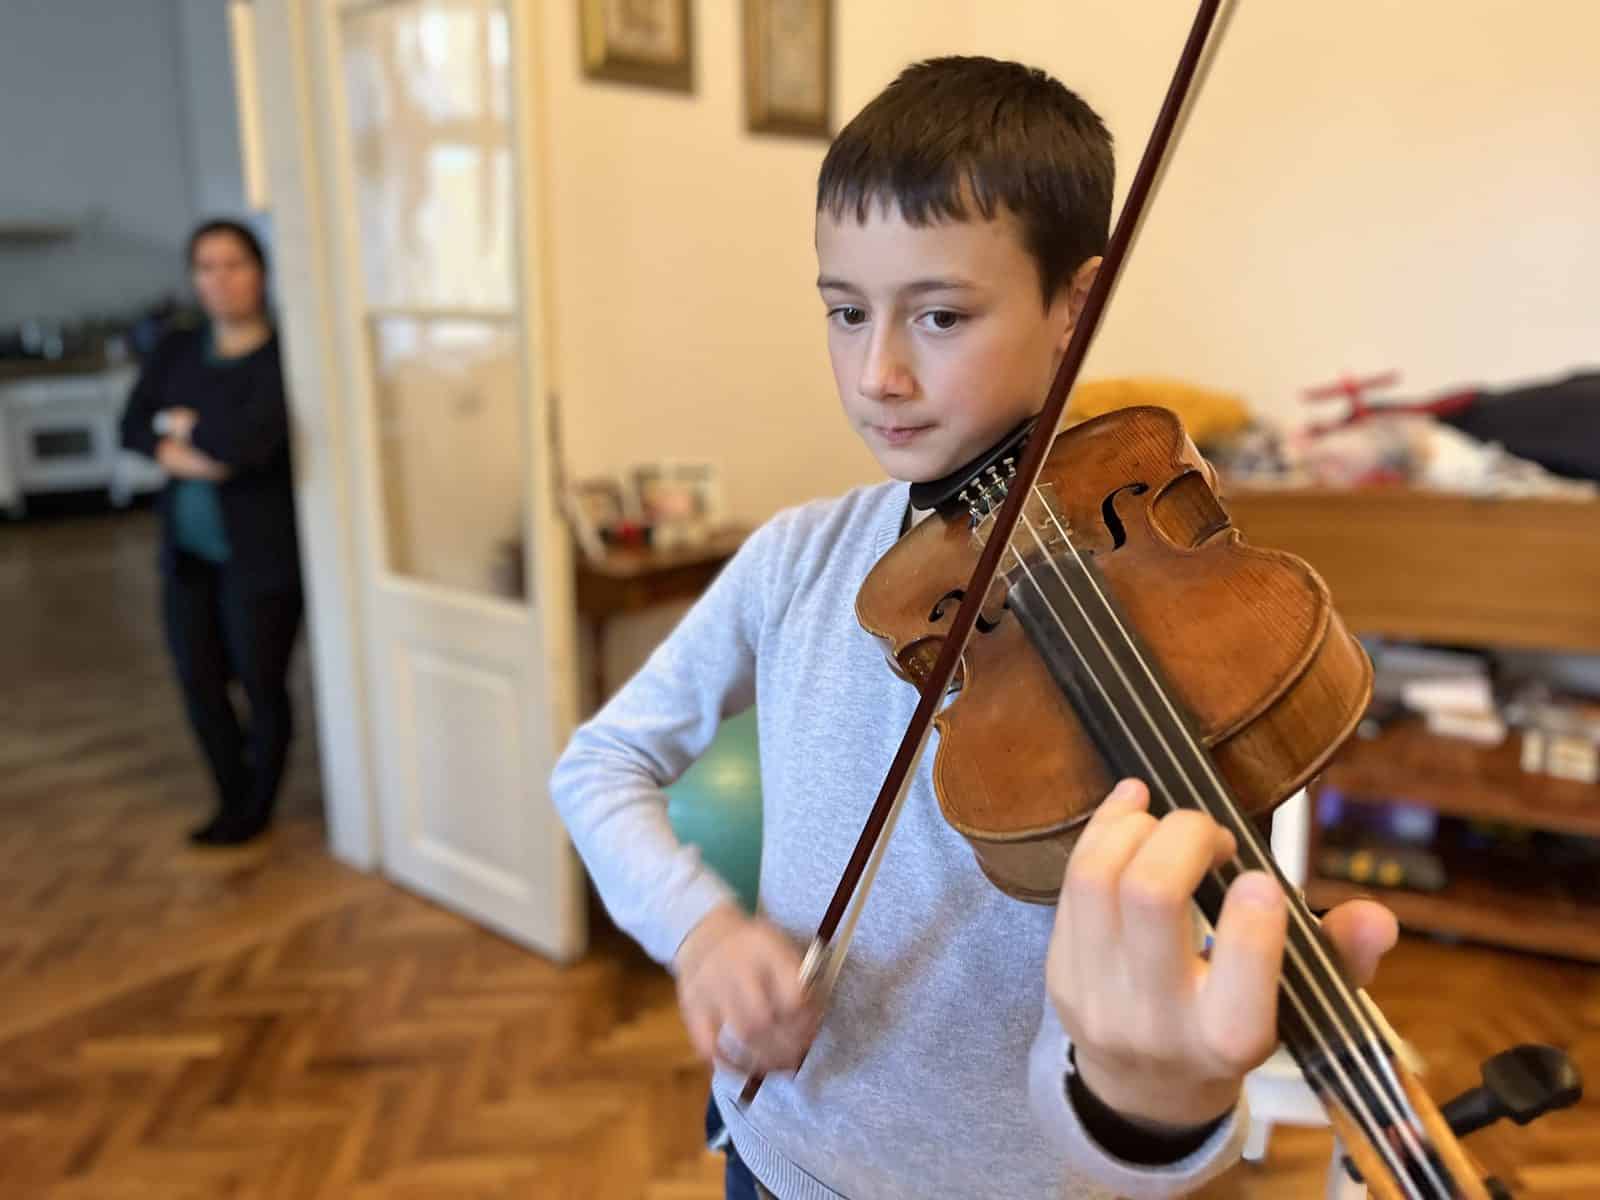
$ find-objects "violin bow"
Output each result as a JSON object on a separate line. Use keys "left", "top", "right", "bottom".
{"left": 741, "top": 0, "right": 1235, "bottom": 1105}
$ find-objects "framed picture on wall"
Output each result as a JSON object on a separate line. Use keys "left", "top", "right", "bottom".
{"left": 743, "top": 0, "right": 831, "bottom": 137}
{"left": 580, "top": 0, "right": 693, "bottom": 92}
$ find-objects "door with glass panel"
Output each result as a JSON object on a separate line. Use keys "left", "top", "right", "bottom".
{"left": 329, "top": 0, "right": 583, "bottom": 959}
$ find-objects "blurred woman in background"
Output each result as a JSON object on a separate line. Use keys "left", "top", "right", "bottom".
{"left": 121, "top": 219, "right": 302, "bottom": 846}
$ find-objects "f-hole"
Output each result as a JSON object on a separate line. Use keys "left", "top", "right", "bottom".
{"left": 929, "top": 588, "right": 1005, "bottom": 634}
{"left": 1100, "top": 482, "right": 1149, "bottom": 549}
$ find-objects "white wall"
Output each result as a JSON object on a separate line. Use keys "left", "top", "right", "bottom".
{"left": 542, "top": 0, "right": 1599, "bottom": 534}
{"left": 0, "top": 0, "right": 248, "bottom": 326}
{"left": 0, "top": 1, "right": 193, "bottom": 323}
{"left": 538, "top": 1, "right": 978, "bottom": 529}
{"left": 532, "top": 0, "right": 1599, "bottom": 698}
{"left": 972, "top": 0, "right": 1600, "bottom": 422}
{"left": 175, "top": 0, "right": 249, "bottom": 222}
{"left": 539, "top": 1, "right": 989, "bottom": 693}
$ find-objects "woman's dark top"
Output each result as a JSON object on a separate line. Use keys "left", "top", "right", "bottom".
{"left": 120, "top": 325, "right": 302, "bottom": 593}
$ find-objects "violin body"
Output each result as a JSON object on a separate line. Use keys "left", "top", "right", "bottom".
{"left": 857, "top": 405, "right": 1373, "bottom": 902}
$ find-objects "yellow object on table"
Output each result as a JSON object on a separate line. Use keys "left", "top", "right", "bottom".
{"left": 1065, "top": 376, "right": 1251, "bottom": 446}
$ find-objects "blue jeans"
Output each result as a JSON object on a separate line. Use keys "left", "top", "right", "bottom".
{"left": 707, "top": 1094, "right": 767, "bottom": 1199}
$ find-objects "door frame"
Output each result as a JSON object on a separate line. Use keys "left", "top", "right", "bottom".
{"left": 252, "top": 0, "right": 381, "bottom": 869}
{"left": 247, "top": 0, "right": 584, "bottom": 900}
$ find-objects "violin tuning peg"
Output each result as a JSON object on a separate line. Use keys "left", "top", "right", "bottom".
{"left": 1441, "top": 1044, "right": 1583, "bottom": 1138}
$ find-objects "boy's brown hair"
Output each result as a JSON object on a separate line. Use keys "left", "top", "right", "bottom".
{"left": 817, "top": 56, "right": 1114, "bottom": 307}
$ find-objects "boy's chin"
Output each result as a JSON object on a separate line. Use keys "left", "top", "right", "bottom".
{"left": 880, "top": 463, "right": 948, "bottom": 485}
{"left": 867, "top": 447, "right": 962, "bottom": 486}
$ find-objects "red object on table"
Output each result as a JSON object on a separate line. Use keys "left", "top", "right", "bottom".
{"left": 1303, "top": 369, "right": 1477, "bottom": 434}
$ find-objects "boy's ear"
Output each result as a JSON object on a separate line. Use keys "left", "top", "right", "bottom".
{"left": 1055, "top": 256, "right": 1103, "bottom": 352}
{"left": 1066, "top": 256, "right": 1102, "bottom": 326}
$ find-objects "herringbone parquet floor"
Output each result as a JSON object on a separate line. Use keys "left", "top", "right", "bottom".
{"left": 1, "top": 506, "right": 1595, "bottom": 1199}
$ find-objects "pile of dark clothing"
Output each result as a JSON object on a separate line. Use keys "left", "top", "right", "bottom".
{"left": 1439, "top": 370, "right": 1600, "bottom": 482}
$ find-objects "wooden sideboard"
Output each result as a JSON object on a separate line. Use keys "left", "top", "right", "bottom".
{"left": 572, "top": 526, "right": 750, "bottom": 711}
{"left": 1220, "top": 484, "right": 1600, "bottom": 962}
{"left": 1219, "top": 486, "right": 1600, "bottom": 652}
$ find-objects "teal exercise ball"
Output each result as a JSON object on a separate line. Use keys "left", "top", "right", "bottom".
{"left": 666, "top": 707, "right": 763, "bottom": 913}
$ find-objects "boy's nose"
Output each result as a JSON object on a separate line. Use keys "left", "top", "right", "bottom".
{"left": 859, "top": 333, "right": 913, "bottom": 401}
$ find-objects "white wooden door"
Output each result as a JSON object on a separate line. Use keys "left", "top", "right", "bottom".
{"left": 313, "top": 0, "right": 584, "bottom": 959}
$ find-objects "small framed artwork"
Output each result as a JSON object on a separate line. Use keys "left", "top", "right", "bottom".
{"left": 743, "top": 0, "right": 831, "bottom": 138}
{"left": 580, "top": 0, "right": 693, "bottom": 92}
{"left": 632, "top": 461, "right": 721, "bottom": 548}
{"left": 563, "top": 475, "right": 628, "bottom": 559}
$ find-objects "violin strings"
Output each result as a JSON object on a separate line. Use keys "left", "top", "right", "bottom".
{"left": 1006, "top": 496, "right": 1447, "bottom": 1199}
{"left": 1014, "top": 496, "right": 1446, "bottom": 1197}
{"left": 1015, "top": 501, "right": 1395, "bottom": 1052}
{"left": 1005, "top": 514, "right": 1436, "bottom": 1200}
{"left": 1013, "top": 494, "right": 1380, "bottom": 1026}
{"left": 1012, "top": 498, "right": 1445, "bottom": 1197}
{"left": 1019, "top": 497, "right": 1413, "bottom": 1084}
{"left": 1000, "top": 542, "right": 1432, "bottom": 1200}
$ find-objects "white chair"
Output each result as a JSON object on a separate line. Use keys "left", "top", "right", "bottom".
{"left": 1241, "top": 788, "right": 1367, "bottom": 1199}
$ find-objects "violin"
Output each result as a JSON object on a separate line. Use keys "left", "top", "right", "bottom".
{"left": 860, "top": 403, "right": 1371, "bottom": 903}
{"left": 740, "top": 2, "right": 1581, "bottom": 1194}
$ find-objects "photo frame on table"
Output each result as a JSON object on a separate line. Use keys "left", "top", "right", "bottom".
{"left": 564, "top": 475, "right": 628, "bottom": 560}
{"left": 632, "top": 461, "right": 721, "bottom": 548}
{"left": 580, "top": 0, "right": 693, "bottom": 92}
{"left": 743, "top": 0, "right": 831, "bottom": 137}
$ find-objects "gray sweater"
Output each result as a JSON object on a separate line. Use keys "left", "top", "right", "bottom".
{"left": 550, "top": 479, "right": 1247, "bottom": 1199}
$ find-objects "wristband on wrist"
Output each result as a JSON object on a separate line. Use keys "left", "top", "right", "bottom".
{"left": 1065, "top": 1047, "right": 1229, "bottom": 1165}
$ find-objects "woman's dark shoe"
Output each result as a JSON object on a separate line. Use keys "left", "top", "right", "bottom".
{"left": 189, "top": 807, "right": 271, "bottom": 846}
{"left": 187, "top": 812, "right": 228, "bottom": 844}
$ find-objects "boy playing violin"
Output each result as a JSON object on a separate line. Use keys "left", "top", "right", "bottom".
{"left": 551, "top": 56, "right": 1397, "bottom": 1199}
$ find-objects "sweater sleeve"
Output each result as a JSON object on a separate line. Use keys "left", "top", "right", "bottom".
{"left": 549, "top": 514, "right": 788, "bottom": 967}
{"left": 119, "top": 333, "right": 183, "bottom": 459}
{"left": 1027, "top": 998, "right": 1249, "bottom": 1197}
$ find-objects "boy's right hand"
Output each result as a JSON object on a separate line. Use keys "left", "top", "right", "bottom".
{"left": 674, "top": 904, "right": 821, "bottom": 1075}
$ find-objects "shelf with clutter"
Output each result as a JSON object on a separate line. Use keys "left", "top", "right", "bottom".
{"left": 1182, "top": 366, "right": 1600, "bottom": 963}
{"left": 1302, "top": 645, "right": 1600, "bottom": 963}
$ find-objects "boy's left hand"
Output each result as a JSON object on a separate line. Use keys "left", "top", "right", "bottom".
{"left": 1046, "top": 778, "right": 1399, "bottom": 1130}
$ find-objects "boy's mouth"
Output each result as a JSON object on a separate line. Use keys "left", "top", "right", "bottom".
{"left": 873, "top": 424, "right": 933, "bottom": 447}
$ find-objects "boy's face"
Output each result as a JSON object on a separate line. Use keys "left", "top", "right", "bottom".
{"left": 816, "top": 199, "right": 1096, "bottom": 484}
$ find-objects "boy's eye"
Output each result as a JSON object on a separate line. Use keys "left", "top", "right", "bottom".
{"left": 829, "top": 305, "right": 867, "bottom": 327}
{"left": 918, "top": 310, "right": 964, "bottom": 331}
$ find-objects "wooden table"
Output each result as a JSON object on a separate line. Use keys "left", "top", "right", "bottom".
{"left": 1219, "top": 484, "right": 1600, "bottom": 652}
{"left": 572, "top": 526, "right": 750, "bottom": 709}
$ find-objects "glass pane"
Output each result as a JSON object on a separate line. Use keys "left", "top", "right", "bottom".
{"left": 371, "top": 315, "right": 526, "bottom": 599}
{"left": 341, "top": 0, "right": 514, "bottom": 309}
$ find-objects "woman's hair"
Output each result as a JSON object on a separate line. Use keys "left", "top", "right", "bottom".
{"left": 187, "top": 218, "right": 268, "bottom": 273}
